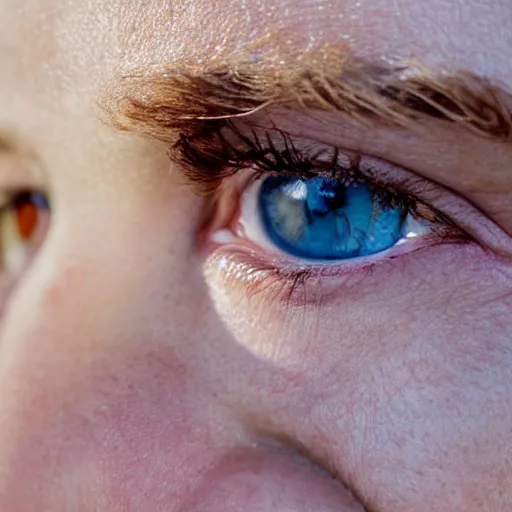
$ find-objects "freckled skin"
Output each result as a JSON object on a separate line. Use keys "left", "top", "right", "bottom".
{"left": 0, "top": 1, "right": 511, "bottom": 511}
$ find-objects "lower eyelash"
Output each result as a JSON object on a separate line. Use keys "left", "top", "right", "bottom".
{"left": 208, "top": 248, "right": 386, "bottom": 308}
{"left": 207, "top": 235, "right": 467, "bottom": 307}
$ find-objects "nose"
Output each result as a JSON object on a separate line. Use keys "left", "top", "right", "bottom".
{"left": 0, "top": 215, "right": 226, "bottom": 509}
{"left": 0, "top": 206, "right": 364, "bottom": 511}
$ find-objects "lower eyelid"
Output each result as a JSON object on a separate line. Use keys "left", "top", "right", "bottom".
{"left": 205, "top": 239, "right": 474, "bottom": 308}
{"left": 209, "top": 233, "right": 459, "bottom": 279}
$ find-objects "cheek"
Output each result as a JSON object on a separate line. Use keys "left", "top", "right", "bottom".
{"left": 204, "top": 242, "right": 512, "bottom": 510}
{"left": 0, "top": 191, "right": 367, "bottom": 511}
{"left": 0, "top": 269, "right": 366, "bottom": 511}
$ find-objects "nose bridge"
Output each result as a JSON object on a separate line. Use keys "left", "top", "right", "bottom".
{"left": 0, "top": 234, "right": 218, "bottom": 510}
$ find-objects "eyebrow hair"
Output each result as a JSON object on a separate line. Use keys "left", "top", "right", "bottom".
{"left": 107, "top": 54, "right": 512, "bottom": 146}
{"left": 104, "top": 54, "right": 512, "bottom": 193}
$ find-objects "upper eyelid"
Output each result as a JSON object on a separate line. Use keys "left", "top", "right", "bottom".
{"left": 210, "top": 125, "right": 463, "bottom": 234}
{"left": 241, "top": 147, "right": 463, "bottom": 232}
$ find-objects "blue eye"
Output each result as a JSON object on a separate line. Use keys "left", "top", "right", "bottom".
{"left": 258, "top": 175, "right": 408, "bottom": 261}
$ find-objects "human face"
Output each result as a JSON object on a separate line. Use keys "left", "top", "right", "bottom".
{"left": 0, "top": 0, "right": 511, "bottom": 510}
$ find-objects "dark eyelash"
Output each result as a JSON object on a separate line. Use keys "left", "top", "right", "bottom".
{"left": 176, "top": 121, "right": 462, "bottom": 234}
{"left": 174, "top": 120, "right": 333, "bottom": 192}
{"left": 177, "top": 120, "right": 338, "bottom": 175}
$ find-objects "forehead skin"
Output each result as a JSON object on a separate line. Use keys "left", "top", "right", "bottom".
{"left": 2, "top": 1, "right": 511, "bottom": 210}
{"left": 2, "top": 0, "right": 512, "bottom": 103}
{"left": 0, "top": 1, "right": 512, "bottom": 511}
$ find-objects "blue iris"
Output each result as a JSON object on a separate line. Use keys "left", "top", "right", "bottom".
{"left": 259, "top": 175, "right": 407, "bottom": 260}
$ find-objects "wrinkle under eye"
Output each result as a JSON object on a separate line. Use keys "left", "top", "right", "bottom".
{"left": 259, "top": 175, "right": 408, "bottom": 261}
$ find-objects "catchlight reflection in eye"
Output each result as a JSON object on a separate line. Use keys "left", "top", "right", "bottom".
{"left": 242, "top": 175, "right": 430, "bottom": 262}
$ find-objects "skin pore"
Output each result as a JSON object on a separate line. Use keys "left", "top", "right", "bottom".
{"left": 0, "top": 0, "right": 511, "bottom": 511}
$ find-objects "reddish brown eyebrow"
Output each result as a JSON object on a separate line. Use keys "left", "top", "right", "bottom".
{"left": 106, "top": 54, "right": 512, "bottom": 145}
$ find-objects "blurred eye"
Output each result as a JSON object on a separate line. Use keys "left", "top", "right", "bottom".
{"left": 0, "top": 190, "right": 51, "bottom": 278}
{"left": 237, "top": 174, "right": 429, "bottom": 263}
